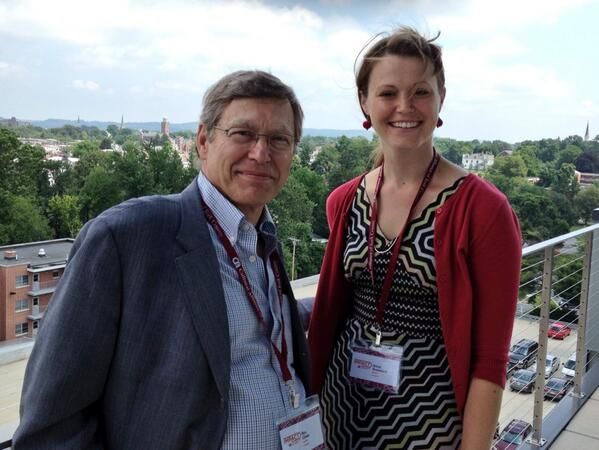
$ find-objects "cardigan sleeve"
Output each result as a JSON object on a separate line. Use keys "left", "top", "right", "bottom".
{"left": 468, "top": 192, "right": 522, "bottom": 388}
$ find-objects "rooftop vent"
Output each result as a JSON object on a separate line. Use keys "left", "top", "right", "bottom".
{"left": 3, "top": 250, "right": 17, "bottom": 260}
{"left": 38, "top": 248, "right": 46, "bottom": 257}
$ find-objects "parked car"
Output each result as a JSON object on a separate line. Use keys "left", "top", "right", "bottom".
{"left": 493, "top": 419, "right": 532, "bottom": 450}
{"left": 532, "top": 354, "right": 560, "bottom": 379}
{"left": 562, "top": 352, "right": 576, "bottom": 378}
{"left": 508, "top": 339, "right": 538, "bottom": 370}
{"left": 548, "top": 322, "right": 572, "bottom": 339}
{"left": 544, "top": 376, "right": 573, "bottom": 401}
{"left": 509, "top": 369, "right": 536, "bottom": 394}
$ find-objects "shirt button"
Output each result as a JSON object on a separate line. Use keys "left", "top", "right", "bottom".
{"left": 243, "top": 224, "right": 250, "bottom": 231}
{"left": 249, "top": 255, "right": 257, "bottom": 262}
{"left": 436, "top": 208, "right": 443, "bottom": 214}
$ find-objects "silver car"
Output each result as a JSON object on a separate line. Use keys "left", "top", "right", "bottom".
{"left": 532, "top": 354, "right": 560, "bottom": 379}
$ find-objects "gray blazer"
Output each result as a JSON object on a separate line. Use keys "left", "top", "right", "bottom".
{"left": 13, "top": 179, "right": 311, "bottom": 449}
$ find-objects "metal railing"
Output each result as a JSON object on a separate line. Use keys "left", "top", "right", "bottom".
{"left": 28, "top": 279, "right": 60, "bottom": 295}
{"left": 495, "top": 223, "right": 599, "bottom": 449}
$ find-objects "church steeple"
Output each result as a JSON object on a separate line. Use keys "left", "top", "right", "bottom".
{"left": 584, "top": 121, "right": 590, "bottom": 141}
{"left": 120, "top": 114, "right": 124, "bottom": 130}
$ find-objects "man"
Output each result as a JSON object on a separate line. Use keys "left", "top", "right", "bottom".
{"left": 14, "top": 70, "right": 311, "bottom": 449}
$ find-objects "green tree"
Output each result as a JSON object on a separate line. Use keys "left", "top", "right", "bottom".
{"left": 574, "top": 184, "right": 599, "bottom": 224}
{"left": 514, "top": 144, "right": 541, "bottom": 176}
{"left": 311, "top": 144, "right": 340, "bottom": 178}
{"left": 556, "top": 144, "right": 583, "bottom": 167}
{"left": 510, "top": 185, "right": 574, "bottom": 242}
{"left": 537, "top": 138, "right": 560, "bottom": 163}
{"left": 269, "top": 174, "right": 315, "bottom": 277}
{"left": 0, "top": 193, "right": 52, "bottom": 245}
{"left": 297, "top": 141, "right": 314, "bottom": 167}
{"left": 0, "top": 128, "right": 46, "bottom": 197}
{"left": 71, "top": 140, "right": 100, "bottom": 158}
{"left": 147, "top": 142, "right": 187, "bottom": 194}
{"left": 327, "top": 136, "right": 372, "bottom": 189}
{"left": 292, "top": 164, "right": 328, "bottom": 237}
{"left": 112, "top": 142, "right": 153, "bottom": 198}
{"left": 79, "top": 166, "right": 123, "bottom": 220}
{"left": 551, "top": 163, "right": 579, "bottom": 198}
{"left": 575, "top": 150, "right": 599, "bottom": 173}
{"left": 435, "top": 137, "right": 473, "bottom": 165}
{"left": 473, "top": 140, "right": 512, "bottom": 156}
{"left": 488, "top": 154, "right": 528, "bottom": 178}
{"left": 99, "top": 137, "right": 113, "bottom": 150}
{"left": 72, "top": 149, "right": 112, "bottom": 191}
{"left": 47, "top": 195, "right": 82, "bottom": 238}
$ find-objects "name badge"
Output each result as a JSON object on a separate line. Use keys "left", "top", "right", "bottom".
{"left": 277, "top": 396, "right": 326, "bottom": 450}
{"left": 349, "top": 344, "right": 403, "bottom": 393}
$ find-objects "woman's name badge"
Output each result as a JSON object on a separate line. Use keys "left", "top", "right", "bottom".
{"left": 349, "top": 344, "right": 403, "bottom": 393}
{"left": 277, "top": 396, "right": 326, "bottom": 450}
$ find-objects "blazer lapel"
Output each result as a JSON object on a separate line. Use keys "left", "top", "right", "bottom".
{"left": 175, "top": 179, "right": 230, "bottom": 400}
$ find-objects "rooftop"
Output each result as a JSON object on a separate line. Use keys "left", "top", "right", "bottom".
{"left": 0, "top": 239, "right": 73, "bottom": 268}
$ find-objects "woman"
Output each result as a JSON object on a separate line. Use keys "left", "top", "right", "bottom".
{"left": 308, "top": 27, "right": 521, "bottom": 449}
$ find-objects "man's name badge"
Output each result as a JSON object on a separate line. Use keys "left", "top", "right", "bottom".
{"left": 349, "top": 344, "right": 403, "bottom": 393}
{"left": 277, "top": 396, "right": 325, "bottom": 450}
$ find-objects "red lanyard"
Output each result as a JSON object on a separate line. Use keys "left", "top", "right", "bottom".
{"left": 367, "top": 150, "right": 440, "bottom": 335}
{"left": 201, "top": 200, "right": 299, "bottom": 407}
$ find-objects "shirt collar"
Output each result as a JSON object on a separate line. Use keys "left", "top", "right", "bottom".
{"left": 197, "top": 172, "right": 276, "bottom": 244}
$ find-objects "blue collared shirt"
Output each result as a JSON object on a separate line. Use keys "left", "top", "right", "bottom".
{"left": 197, "top": 173, "right": 306, "bottom": 449}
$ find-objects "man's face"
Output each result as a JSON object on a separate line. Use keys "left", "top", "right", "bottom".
{"left": 197, "top": 97, "right": 295, "bottom": 224}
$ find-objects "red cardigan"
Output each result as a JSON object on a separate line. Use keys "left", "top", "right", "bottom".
{"left": 308, "top": 173, "right": 521, "bottom": 416}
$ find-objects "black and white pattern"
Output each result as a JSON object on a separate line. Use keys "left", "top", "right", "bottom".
{"left": 322, "top": 177, "right": 465, "bottom": 450}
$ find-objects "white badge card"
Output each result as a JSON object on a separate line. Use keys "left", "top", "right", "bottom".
{"left": 277, "top": 396, "right": 326, "bottom": 450}
{"left": 349, "top": 345, "right": 403, "bottom": 393}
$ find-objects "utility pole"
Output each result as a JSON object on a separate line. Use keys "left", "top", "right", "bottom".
{"left": 289, "top": 238, "right": 300, "bottom": 281}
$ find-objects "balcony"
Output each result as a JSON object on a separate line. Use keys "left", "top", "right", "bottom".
{"left": 26, "top": 304, "right": 47, "bottom": 321}
{"left": 27, "top": 279, "right": 60, "bottom": 296}
{"left": 2, "top": 225, "right": 599, "bottom": 449}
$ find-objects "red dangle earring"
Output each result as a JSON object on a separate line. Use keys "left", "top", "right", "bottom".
{"left": 436, "top": 117, "right": 444, "bottom": 128}
{"left": 362, "top": 116, "right": 372, "bottom": 130}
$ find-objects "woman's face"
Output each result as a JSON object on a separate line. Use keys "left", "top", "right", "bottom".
{"left": 360, "top": 55, "right": 445, "bottom": 154}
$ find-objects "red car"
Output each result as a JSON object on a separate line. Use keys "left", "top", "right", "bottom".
{"left": 548, "top": 322, "right": 571, "bottom": 339}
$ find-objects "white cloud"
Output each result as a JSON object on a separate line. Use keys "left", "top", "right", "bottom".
{"left": 0, "top": 61, "right": 23, "bottom": 76}
{"left": 444, "top": 35, "right": 572, "bottom": 112}
{"left": 129, "top": 85, "right": 144, "bottom": 94}
{"left": 0, "top": 0, "right": 596, "bottom": 139}
{"left": 430, "top": 0, "right": 593, "bottom": 33}
{"left": 72, "top": 80, "right": 100, "bottom": 91}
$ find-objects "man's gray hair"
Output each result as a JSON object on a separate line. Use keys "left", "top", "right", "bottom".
{"left": 200, "top": 70, "right": 304, "bottom": 143}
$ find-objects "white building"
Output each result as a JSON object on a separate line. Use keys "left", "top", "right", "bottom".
{"left": 462, "top": 153, "right": 495, "bottom": 171}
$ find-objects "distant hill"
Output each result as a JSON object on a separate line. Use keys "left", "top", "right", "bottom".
{"left": 20, "top": 118, "right": 372, "bottom": 139}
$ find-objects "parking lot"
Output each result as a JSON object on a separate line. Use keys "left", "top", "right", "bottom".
{"left": 500, "top": 316, "right": 579, "bottom": 427}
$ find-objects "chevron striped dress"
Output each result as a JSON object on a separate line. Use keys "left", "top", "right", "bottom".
{"left": 321, "top": 176, "right": 465, "bottom": 450}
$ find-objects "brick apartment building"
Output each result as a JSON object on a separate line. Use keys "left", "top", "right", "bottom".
{"left": 0, "top": 239, "right": 73, "bottom": 342}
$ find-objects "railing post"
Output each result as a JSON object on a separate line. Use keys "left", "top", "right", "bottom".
{"left": 572, "top": 231, "right": 593, "bottom": 398}
{"left": 528, "top": 246, "right": 553, "bottom": 447}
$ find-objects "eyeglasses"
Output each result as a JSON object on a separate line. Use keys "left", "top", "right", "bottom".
{"left": 213, "top": 127, "right": 295, "bottom": 154}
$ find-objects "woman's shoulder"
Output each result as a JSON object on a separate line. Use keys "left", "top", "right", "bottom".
{"left": 326, "top": 173, "right": 367, "bottom": 219}
{"left": 461, "top": 173, "right": 510, "bottom": 203}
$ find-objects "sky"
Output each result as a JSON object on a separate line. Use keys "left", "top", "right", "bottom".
{"left": 0, "top": 0, "right": 598, "bottom": 143}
